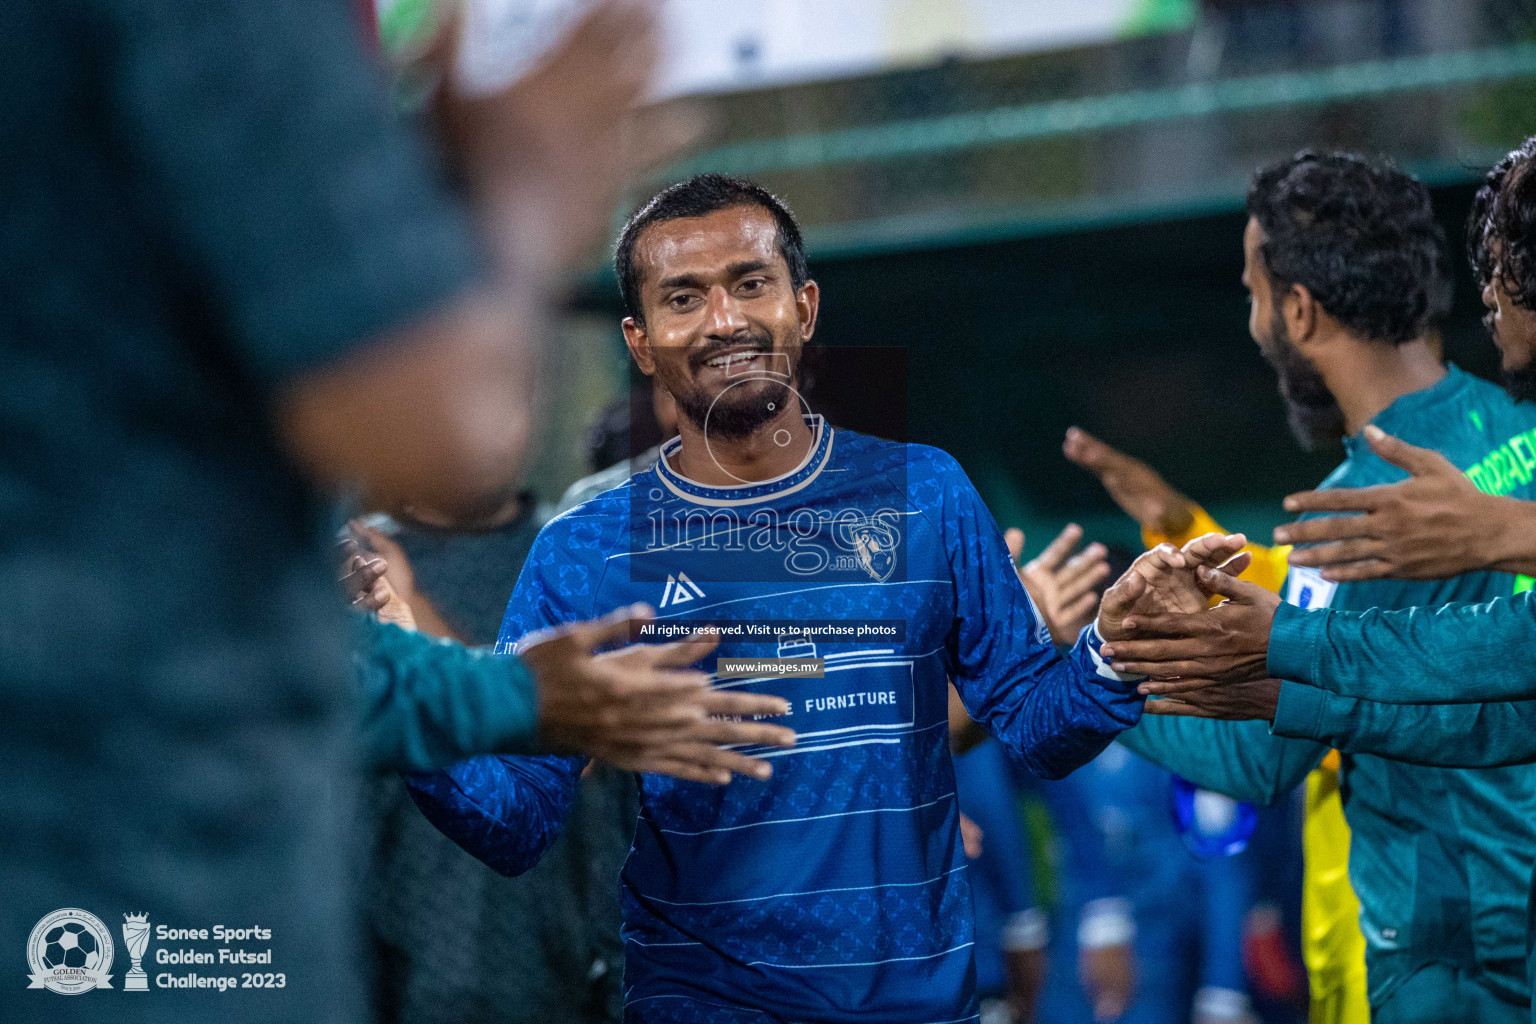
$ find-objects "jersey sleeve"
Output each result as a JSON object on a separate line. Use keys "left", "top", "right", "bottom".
{"left": 1268, "top": 593, "right": 1536, "bottom": 705}
{"left": 1271, "top": 681, "right": 1536, "bottom": 768}
{"left": 494, "top": 507, "right": 617, "bottom": 653}
{"left": 1116, "top": 715, "right": 1323, "bottom": 807}
{"left": 403, "top": 754, "right": 586, "bottom": 876}
{"left": 930, "top": 452, "right": 1145, "bottom": 779}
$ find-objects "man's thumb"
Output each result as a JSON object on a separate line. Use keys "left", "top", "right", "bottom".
{"left": 1097, "top": 567, "right": 1145, "bottom": 628}
{"left": 1195, "top": 566, "right": 1255, "bottom": 602}
{"left": 1220, "top": 551, "right": 1253, "bottom": 578}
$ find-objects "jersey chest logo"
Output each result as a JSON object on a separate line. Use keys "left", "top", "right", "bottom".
{"left": 660, "top": 572, "right": 706, "bottom": 608}
{"left": 835, "top": 517, "right": 901, "bottom": 583}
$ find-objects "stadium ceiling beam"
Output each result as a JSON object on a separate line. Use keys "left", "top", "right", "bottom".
{"left": 793, "top": 153, "right": 1509, "bottom": 262}
{"left": 669, "top": 42, "right": 1536, "bottom": 178}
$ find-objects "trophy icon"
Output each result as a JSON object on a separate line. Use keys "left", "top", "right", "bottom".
{"left": 121, "top": 914, "right": 150, "bottom": 991}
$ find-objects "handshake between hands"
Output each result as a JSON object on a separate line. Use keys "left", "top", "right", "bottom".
{"left": 345, "top": 521, "right": 1286, "bottom": 788}
{"left": 1094, "top": 534, "right": 1285, "bottom": 722}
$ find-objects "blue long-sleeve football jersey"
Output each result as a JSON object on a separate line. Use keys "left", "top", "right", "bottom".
{"left": 407, "top": 420, "right": 1146, "bottom": 1023}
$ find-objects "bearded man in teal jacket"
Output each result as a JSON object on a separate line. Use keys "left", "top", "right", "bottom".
{"left": 1109, "top": 150, "right": 1536, "bottom": 1024}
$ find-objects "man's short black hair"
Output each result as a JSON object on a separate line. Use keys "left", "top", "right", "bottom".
{"left": 1469, "top": 137, "right": 1536, "bottom": 311}
{"left": 1247, "top": 151, "right": 1448, "bottom": 345}
{"left": 614, "top": 173, "right": 809, "bottom": 324}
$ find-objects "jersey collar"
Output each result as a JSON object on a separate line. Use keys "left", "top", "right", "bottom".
{"left": 652, "top": 416, "right": 834, "bottom": 507}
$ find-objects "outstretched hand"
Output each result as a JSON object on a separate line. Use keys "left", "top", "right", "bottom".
{"left": 1143, "top": 678, "right": 1282, "bottom": 721}
{"left": 521, "top": 605, "right": 797, "bottom": 785}
{"left": 338, "top": 534, "right": 418, "bottom": 630}
{"left": 1275, "top": 424, "right": 1524, "bottom": 582}
{"left": 1063, "top": 427, "right": 1199, "bottom": 537}
{"left": 1007, "top": 524, "right": 1110, "bottom": 644}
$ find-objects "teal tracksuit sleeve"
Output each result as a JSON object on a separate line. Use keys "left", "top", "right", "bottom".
{"left": 354, "top": 615, "right": 540, "bottom": 771}
{"left": 1271, "top": 681, "right": 1536, "bottom": 768}
{"left": 1114, "top": 714, "right": 1325, "bottom": 807}
{"left": 1267, "top": 592, "right": 1536, "bottom": 704}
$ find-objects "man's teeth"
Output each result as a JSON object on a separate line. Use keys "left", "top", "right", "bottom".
{"left": 705, "top": 352, "right": 762, "bottom": 368}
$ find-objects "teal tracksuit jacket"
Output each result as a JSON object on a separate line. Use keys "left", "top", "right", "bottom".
{"left": 1119, "top": 367, "right": 1536, "bottom": 1020}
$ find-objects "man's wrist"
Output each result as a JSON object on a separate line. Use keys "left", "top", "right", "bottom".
{"left": 1269, "top": 680, "right": 1326, "bottom": 741}
{"left": 1086, "top": 620, "right": 1146, "bottom": 687}
{"left": 1485, "top": 496, "right": 1536, "bottom": 576}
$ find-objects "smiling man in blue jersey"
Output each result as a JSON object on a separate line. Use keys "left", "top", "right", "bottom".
{"left": 404, "top": 174, "right": 1237, "bottom": 1023}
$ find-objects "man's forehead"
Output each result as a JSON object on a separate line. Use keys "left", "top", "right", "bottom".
{"left": 1243, "top": 216, "right": 1263, "bottom": 249}
{"left": 637, "top": 207, "right": 780, "bottom": 282}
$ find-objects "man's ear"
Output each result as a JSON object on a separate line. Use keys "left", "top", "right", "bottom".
{"left": 797, "top": 279, "right": 820, "bottom": 344}
{"left": 622, "top": 317, "right": 655, "bottom": 375}
{"left": 1283, "top": 283, "right": 1319, "bottom": 347}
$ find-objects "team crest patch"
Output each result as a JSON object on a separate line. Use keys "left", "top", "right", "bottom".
{"left": 838, "top": 516, "right": 901, "bottom": 582}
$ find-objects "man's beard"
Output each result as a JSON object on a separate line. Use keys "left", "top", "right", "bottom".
{"left": 674, "top": 375, "right": 792, "bottom": 440}
{"left": 669, "top": 332, "right": 795, "bottom": 441}
{"left": 1502, "top": 363, "right": 1536, "bottom": 404}
{"left": 1260, "top": 310, "right": 1345, "bottom": 451}
{"left": 1489, "top": 311, "right": 1536, "bottom": 403}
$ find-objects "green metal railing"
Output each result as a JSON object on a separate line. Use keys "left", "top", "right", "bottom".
{"left": 672, "top": 42, "right": 1536, "bottom": 178}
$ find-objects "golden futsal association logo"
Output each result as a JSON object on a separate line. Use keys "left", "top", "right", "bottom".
{"left": 26, "top": 908, "right": 115, "bottom": 995}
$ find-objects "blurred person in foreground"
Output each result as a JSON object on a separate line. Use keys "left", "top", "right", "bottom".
{"left": 0, "top": 3, "right": 793, "bottom": 1022}
{"left": 352, "top": 498, "right": 637, "bottom": 1024}
{"left": 404, "top": 172, "right": 1245, "bottom": 1023}
{"left": 1096, "top": 151, "right": 1536, "bottom": 1024}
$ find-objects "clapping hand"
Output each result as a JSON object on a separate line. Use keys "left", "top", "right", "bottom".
{"left": 1006, "top": 525, "right": 1110, "bottom": 644}
{"left": 1095, "top": 534, "right": 1251, "bottom": 644}
{"left": 1095, "top": 543, "right": 1284, "bottom": 723}
{"left": 1276, "top": 425, "right": 1531, "bottom": 582}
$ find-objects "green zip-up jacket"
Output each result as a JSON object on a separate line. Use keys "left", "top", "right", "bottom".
{"left": 1270, "top": 591, "right": 1536, "bottom": 705}
{"left": 1264, "top": 591, "right": 1536, "bottom": 765}
{"left": 1120, "top": 366, "right": 1536, "bottom": 1017}
{"left": 1262, "top": 590, "right": 1536, "bottom": 1022}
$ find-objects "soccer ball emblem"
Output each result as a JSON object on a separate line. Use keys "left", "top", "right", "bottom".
{"left": 42, "top": 922, "right": 101, "bottom": 971}
{"left": 26, "top": 907, "right": 115, "bottom": 994}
